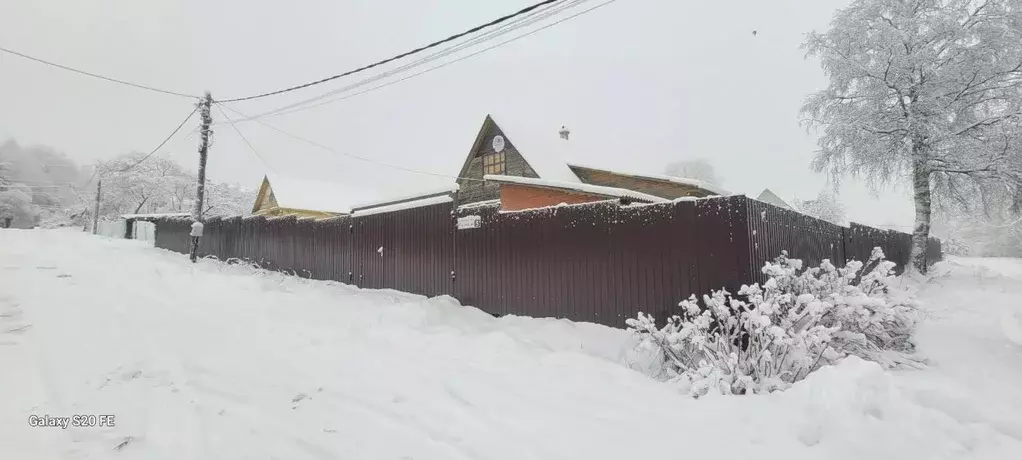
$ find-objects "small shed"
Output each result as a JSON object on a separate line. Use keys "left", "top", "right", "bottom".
{"left": 120, "top": 212, "right": 190, "bottom": 242}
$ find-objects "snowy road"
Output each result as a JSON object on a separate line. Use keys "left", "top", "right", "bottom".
{"left": 2, "top": 229, "right": 1021, "bottom": 459}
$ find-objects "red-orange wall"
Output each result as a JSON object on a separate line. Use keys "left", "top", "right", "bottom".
{"left": 499, "top": 183, "right": 607, "bottom": 211}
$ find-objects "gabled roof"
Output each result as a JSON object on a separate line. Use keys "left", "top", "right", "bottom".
{"left": 484, "top": 174, "right": 669, "bottom": 203}
{"left": 566, "top": 162, "right": 729, "bottom": 196}
{"left": 756, "top": 188, "right": 793, "bottom": 210}
{"left": 254, "top": 174, "right": 458, "bottom": 216}
{"left": 258, "top": 173, "right": 378, "bottom": 215}
{"left": 459, "top": 114, "right": 581, "bottom": 183}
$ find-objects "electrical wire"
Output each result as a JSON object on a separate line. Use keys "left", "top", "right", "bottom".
{"left": 213, "top": 102, "right": 272, "bottom": 169}
{"left": 217, "top": 0, "right": 565, "bottom": 103}
{"left": 111, "top": 105, "right": 199, "bottom": 173}
{"left": 229, "top": 0, "right": 613, "bottom": 124}
{"left": 213, "top": 0, "right": 612, "bottom": 185}
{"left": 230, "top": 0, "right": 596, "bottom": 122}
{"left": 0, "top": 45, "right": 200, "bottom": 100}
{"left": 217, "top": 102, "right": 485, "bottom": 183}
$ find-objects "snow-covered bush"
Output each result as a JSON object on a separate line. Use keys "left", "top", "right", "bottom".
{"left": 626, "top": 248, "right": 917, "bottom": 397}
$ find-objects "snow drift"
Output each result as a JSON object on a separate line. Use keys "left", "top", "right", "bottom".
{"left": 1, "top": 230, "right": 1020, "bottom": 459}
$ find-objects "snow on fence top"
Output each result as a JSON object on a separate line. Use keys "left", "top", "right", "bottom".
{"left": 483, "top": 174, "right": 669, "bottom": 204}
{"left": 119, "top": 212, "right": 191, "bottom": 220}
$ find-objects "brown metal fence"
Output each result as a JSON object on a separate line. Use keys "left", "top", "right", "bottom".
{"left": 153, "top": 195, "right": 941, "bottom": 328}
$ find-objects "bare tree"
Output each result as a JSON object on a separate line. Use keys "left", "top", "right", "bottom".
{"left": 802, "top": 0, "right": 1022, "bottom": 273}
{"left": 664, "top": 158, "right": 721, "bottom": 186}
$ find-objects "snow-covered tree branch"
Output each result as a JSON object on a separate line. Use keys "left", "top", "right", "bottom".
{"left": 802, "top": 0, "right": 1022, "bottom": 273}
{"left": 793, "top": 188, "right": 848, "bottom": 225}
{"left": 664, "top": 159, "right": 721, "bottom": 186}
{"left": 93, "top": 153, "right": 254, "bottom": 220}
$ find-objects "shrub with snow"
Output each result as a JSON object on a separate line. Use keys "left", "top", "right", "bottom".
{"left": 626, "top": 248, "right": 918, "bottom": 397}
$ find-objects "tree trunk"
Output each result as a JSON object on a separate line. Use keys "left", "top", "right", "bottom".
{"left": 133, "top": 196, "right": 149, "bottom": 215}
{"left": 910, "top": 157, "right": 932, "bottom": 274}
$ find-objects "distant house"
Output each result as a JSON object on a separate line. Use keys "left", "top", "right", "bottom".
{"left": 456, "top": 114, "right": 724, "bottom": 211}
{"left": 755, "top": 188, "right": 793, "bottom": 210}
{"left": 252, "top": 174, "right": 374, "bottom": 218}
{"left": 251, "top": 173, "right": 457, "bottom": 218}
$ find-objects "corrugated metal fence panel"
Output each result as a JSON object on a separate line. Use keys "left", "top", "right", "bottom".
{"left": 845, "top": 223, "right": 913, "bottom": 273}
{"left": 452, "top": 205, "right": 503, "bottom": 316}
{"left": 152, "top": 197, "right": 942, "bottom": 328}
{"left": 692, "top": 196, "right": 754, "bottom": 297}
{"left": 387, "top": 203, "right": 454, "bottom": 298}
{"left": 198, "top": 217, "right": 220, "bottom": 258}
{"left": 221, "top": 217, "right": 242, "bottom": 262}
{"left": 327, "top": 217, "right": 353, "bottom": 284}
{"left": 746, "top": 199, "right": 846, "bottom": 283}
{"left": 611, "top": 200, "right": 701, "bottom": 324}
{"left": 153, "top": 218, "right": 191, "bottom": 254}
{"left": 292, "top": 218, "right": 316, "bottom": 278}
{"left": 452, "top": 199, "right": 747, "bottom": 328}
{"left": 351, "top": 212, "right": 392, "bottom": 289}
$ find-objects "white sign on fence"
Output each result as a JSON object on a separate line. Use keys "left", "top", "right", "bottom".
{"left": 456, "top": 215, "right": 482, "bottom": 230}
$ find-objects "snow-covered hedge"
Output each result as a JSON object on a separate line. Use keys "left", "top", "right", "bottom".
{"left": 627, "top": 248, "right": 918, "bottom": 397}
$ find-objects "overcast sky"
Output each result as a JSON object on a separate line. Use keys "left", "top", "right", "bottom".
{"left": 0, "top": 0, "right": 915, "bottom": 229}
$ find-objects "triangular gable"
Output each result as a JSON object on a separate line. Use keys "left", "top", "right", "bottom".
{"left": 251, "top": 175, "right": 273, "bottom": 213}
{"left": 455, "top": 115, "right": 498, "bottom": 181}
{"left": 756, "top": 188, "right": 793, "bottom": 210}
{"left": 457, "top": 114, "right": 581, "bottom": 183}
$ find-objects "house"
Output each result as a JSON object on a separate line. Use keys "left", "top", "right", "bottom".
{"left": 252, "top": 173, "right": 376, "bottom": 218}
{"left": 755, "top": 188, "right": 793, "bottom": 210}
{"left": 252, "top": 173, "right": 458, "bottom": 218}
{"left": 456, "top": 114, "right": 724, "bottom": 210}
{"left": 252, "top": 113, "right": 726, "bottom": 217}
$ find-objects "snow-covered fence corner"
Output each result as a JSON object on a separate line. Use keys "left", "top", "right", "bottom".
{"left": 151, "top": 195, "right": 939, "bottom": 329}
{"left": 626, "top": 248, "right": 918, "bottom": 397}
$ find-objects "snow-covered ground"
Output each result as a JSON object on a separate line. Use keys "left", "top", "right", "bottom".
{"left": 1, "top": 229, "right": 1020, "bottom": 459}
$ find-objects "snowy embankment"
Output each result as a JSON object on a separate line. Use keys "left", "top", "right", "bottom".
{"left": 1, "top": 229, "right": 1021, "bottom": 459}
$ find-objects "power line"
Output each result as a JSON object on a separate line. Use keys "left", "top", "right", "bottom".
{"left": 234, "top": 0, "right": 581, "bottom": 120}
{"left": 230, "top": 0, "right": 616, "bottom": 122}
{"left": 230, "top": 0, "right": 595, "bottom": 122}
{"left": 217, "top": 0, "right": 565, "bottom": 103}
{"left": 111, "top": 105, "right": 199, "bottom": 173}
{"left": 217, "top": 102, "right": 484, "bottom": 183}
{"left": 213, "top": 102, "right": 272, "bottom": 169}
{"left": 0, "top": 45, "right": 200, "bottom": 100}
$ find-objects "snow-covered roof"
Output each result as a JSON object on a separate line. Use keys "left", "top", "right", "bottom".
{"left": 756, "top": 188, "right": 793, "bottom": 210}
{"left": 566, "top": 162, "right": 730, "bottom": 196}
{"left": 349, "top": 184, "right": 458, "bottom": 210}
{"left": 486, "top": 113, "right": 582, "bottom": 183}
{"left": 484, "top": 174, "right": 669, "bottom": 203}
{"left": 350, "top": 195, "right": 453, "bottom": 217}
{"left": 265, "top": 173, "right": 378, "bottom": 215}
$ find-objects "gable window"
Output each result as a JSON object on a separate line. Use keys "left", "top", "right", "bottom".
{"left": 483, "top": 152, "right": 505, "bottom": 175}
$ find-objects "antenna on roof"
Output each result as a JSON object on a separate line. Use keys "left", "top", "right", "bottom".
{"left": 558, "top": 125, "right": 570, "bottom": 141}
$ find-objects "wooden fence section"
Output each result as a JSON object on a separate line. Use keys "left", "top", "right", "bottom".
{"left": 152, "top": 195, "right": 941, "bottom": 328}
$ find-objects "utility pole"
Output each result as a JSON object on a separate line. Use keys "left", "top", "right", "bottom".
{"left": 92, "top": 178, "right": 102, "bottom": 234}
{"left": 189, "top": 92, "right": 214, "bottom": 263}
